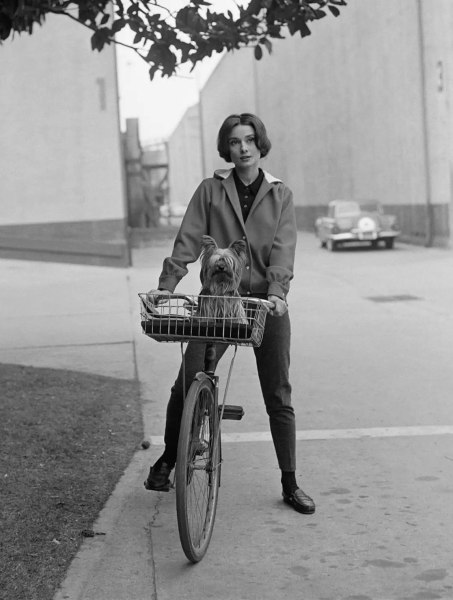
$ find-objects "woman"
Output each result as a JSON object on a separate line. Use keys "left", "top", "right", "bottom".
{"left": 144, "top": 113, "right": 315, "bottom": 514}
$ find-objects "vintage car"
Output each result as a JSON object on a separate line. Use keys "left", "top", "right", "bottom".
{"left": 315, "top": 200, "right": 400, "bottom": 251}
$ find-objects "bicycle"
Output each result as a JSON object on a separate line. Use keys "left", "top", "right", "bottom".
{"left": 139, "top": 292, "right": 271, "bottom": 563}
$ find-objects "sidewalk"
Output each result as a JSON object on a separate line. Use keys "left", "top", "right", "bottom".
{"left": 0, "top": 256, "right": 146, "bottom": 599}
{"left": 2, "top": 234, "right": 453, "bottom": 600}
{"left": 0, "top": 259, "right": 135, "bottom": 380}
{"left": 0, "top": 244, "right": 174, "bottom": 600}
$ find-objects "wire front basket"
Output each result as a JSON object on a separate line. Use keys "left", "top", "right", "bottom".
{"left": 139, "top": 293, "right": 270, "bottom": 347}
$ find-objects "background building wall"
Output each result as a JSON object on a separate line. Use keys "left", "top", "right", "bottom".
{"left": 172, "top": 0, "right": 452, "bottom": 247}
{"left": 0, "top": 15, "right": 128, "bottom": 265}
{"left": 417, "top": 0, "right": 453, "bottom": 246}
{"left": 167, "top": 104, "right": 203, "bottom": 206}
{"left": 199, "top": 50, "right": 256, "bottom": 178}
{"left": 253, "top": 1, "right": 433, "bottom": 243}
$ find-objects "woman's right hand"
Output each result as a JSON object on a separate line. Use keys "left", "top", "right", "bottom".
{"left": 267, "top": 295, "right": 288, "bottom": 317}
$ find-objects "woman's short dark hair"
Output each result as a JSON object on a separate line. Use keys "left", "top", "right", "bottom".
{"left": 217, "top": 113, "right": 272, "bottom": 162}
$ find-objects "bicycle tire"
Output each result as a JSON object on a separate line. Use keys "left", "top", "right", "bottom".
{"left": 176, "top": 376, "right": 221, "bottom": 563}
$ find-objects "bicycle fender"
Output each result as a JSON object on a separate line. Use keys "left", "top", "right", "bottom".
{"left": 193, "top": 372, "right": 215, "bottom": 385}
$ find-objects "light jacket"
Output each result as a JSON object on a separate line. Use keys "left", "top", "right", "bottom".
{"left": 158, "top": 168, "right": 297, "bottom": 299}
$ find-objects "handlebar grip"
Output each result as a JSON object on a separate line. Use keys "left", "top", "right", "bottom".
{"left": 259, "top": 299, "right": 275, "bottom": 311}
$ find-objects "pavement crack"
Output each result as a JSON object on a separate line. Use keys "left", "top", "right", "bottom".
{"left": 146, "top": 492, "right": 164, "bottom": 600}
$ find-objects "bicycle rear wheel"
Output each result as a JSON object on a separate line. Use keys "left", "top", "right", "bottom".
{"left": 176, "top": 377, "right": 221, "bottom": 563}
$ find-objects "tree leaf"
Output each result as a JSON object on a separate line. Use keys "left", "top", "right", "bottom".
{"left": 115, "top": 0, "right": 124, "bottom": 17}
{"left": 299, "top": 23, "right": 311, "bottom": 37}
{"left": 328, "top": 5, "right": 340, "bottom": 17}
{"left": 110, "top": 18, "right": 126, "bottom": 35}
{"left": 90, "top": 28, "right": 111, "bottom": 51}
{"left": 262, "top": 37, "right": 272, "bottom": 54}
{"left": 0, "top": 14, "right": 12, "bottom": 41}
{"left": 148, "top": 64, "right": 159, "bottom": 81}
{"left": 246, "top": 0, "right": 263, "bottom": 16}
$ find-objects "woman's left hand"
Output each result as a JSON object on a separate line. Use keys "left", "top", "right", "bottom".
{"left": 267, "top": 295, "right": 288, "bottom": 317}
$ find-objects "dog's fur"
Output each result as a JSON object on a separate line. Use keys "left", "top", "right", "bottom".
{"left": 197, "top": 235, "right": 248, "bottom": 322}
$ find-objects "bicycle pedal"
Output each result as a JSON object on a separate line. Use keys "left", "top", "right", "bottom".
{"left": 220, "top": 405, "right": 244, "bottom": 420}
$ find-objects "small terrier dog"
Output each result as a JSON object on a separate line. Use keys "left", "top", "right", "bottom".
{"left": 197, "top": 235, "right": 248, "bottom": 323}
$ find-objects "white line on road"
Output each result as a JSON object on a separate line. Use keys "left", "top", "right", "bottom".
{"left": 148, "top": 425, "right": 453, "bottom": 446}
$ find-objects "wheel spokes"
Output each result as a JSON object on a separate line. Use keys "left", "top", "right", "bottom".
{"left": 176, "top": 379, "right": 221, "bottom": 562}
{"left": 185, "top": 394, "right": 217, "bottom": 547}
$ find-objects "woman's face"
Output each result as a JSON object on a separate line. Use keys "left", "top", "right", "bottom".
{"left": 228, "top": 124, "right": 261, "bottom": 170}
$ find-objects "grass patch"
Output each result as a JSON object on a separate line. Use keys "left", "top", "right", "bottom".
{"left": 0, "top": 363, "right": 143, "bottom": 600}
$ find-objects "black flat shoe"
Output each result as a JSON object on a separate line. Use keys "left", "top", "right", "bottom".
{"left": 282, "top": 488, "right": 316, "bottom": 514}
{"left": 144, "top": 462, "right": 172, "bottom": 492}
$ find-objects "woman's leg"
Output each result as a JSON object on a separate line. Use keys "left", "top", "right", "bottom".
{"left": 254, "top": 311, "right": 315, "bottom": 513}
{"left": 253, "top": 311, "right": 296, "bottom": 472}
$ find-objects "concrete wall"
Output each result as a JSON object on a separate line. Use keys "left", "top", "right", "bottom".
{"left": 416, "top": 0, "right": 453, "bottom": 246}
{"left": 0, "top": 14, "right": 128, "bottom": 265}
{"left": 253, "top": 1, "right": 434, "bottom": 242}
{"left": 167, "top": 104, "right": 203, "bottom": 207}
{"left": 199, "top": 50, "right": 257, "bottom": 178}
{"left": 178, "top": 0, "right": 452, "bottom": 247}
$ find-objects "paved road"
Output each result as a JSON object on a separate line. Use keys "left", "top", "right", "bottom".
{"left": 130, "top": 235, "right": 453, "bottom": 600}
{"left": 2, "top": 234, "right": 453, "bottom": 600}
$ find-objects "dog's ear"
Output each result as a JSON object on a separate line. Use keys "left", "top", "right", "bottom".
{"left": 201, "top": 235, "right": 218, "bottom": 252}
{"left": 200, "top": 235, "right": 217, "bottom": 262}
{"left": 229, "top": 239, "right": 247, "bottom": 263}
{"left": 200, "top": 236, "right": 217, "bottom": 285}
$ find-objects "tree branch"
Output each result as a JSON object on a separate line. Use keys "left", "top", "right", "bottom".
{"left": 1, "top": 0, "right": 348, "bottom": 79}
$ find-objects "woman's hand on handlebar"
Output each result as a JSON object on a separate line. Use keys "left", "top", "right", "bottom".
{"left": 267, "top": 295, "right": 288, "bottom": 317}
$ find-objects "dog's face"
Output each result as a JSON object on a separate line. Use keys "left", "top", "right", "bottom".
{"left": 200, "top": 235, "right": 247, "bottom": 294}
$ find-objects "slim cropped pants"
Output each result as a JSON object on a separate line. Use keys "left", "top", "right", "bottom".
{"left": 162, "top": 310, "right": 296, "bottom": 472}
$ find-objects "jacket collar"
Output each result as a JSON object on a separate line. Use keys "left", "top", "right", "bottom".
{"left": 215, "top": 168, "right": 280, "bottom": 229}
{"left": 214, "top": 168, "right": 282, "bottom": 185}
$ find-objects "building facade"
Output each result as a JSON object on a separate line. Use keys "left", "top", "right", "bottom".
{"left": 168, "top": 0, "right": 453, "bottom": 248}
{"left": 0, "top": 15, "right": 128, "bottom": 266}
{"left": 167, "top": 104, "right": 203, "bottom": 211}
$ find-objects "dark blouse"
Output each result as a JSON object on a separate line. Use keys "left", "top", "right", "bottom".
{"left": 233, "top": 168, "right": 265, "bottom": 222}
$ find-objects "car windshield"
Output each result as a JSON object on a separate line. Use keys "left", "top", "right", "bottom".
{"left": 334, "top": 202, "right": 360, "bottom": 216}
{"left": 360, "top": 202, "right": 381, "bottom": 214}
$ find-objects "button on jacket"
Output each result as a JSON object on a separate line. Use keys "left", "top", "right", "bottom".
{"left": 158, "top": 168, "right": 297, "bottom": 300}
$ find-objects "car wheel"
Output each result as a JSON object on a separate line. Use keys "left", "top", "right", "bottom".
{"left": 385, "top": 239, "right": 395, "bottom": 249}
{"left": 326, "top": 238, "right": 337, "bottom": 252}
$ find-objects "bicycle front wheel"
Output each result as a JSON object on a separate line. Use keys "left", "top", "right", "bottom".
{"left": 176, "top": 376, "right": 221, "bottom": 563}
